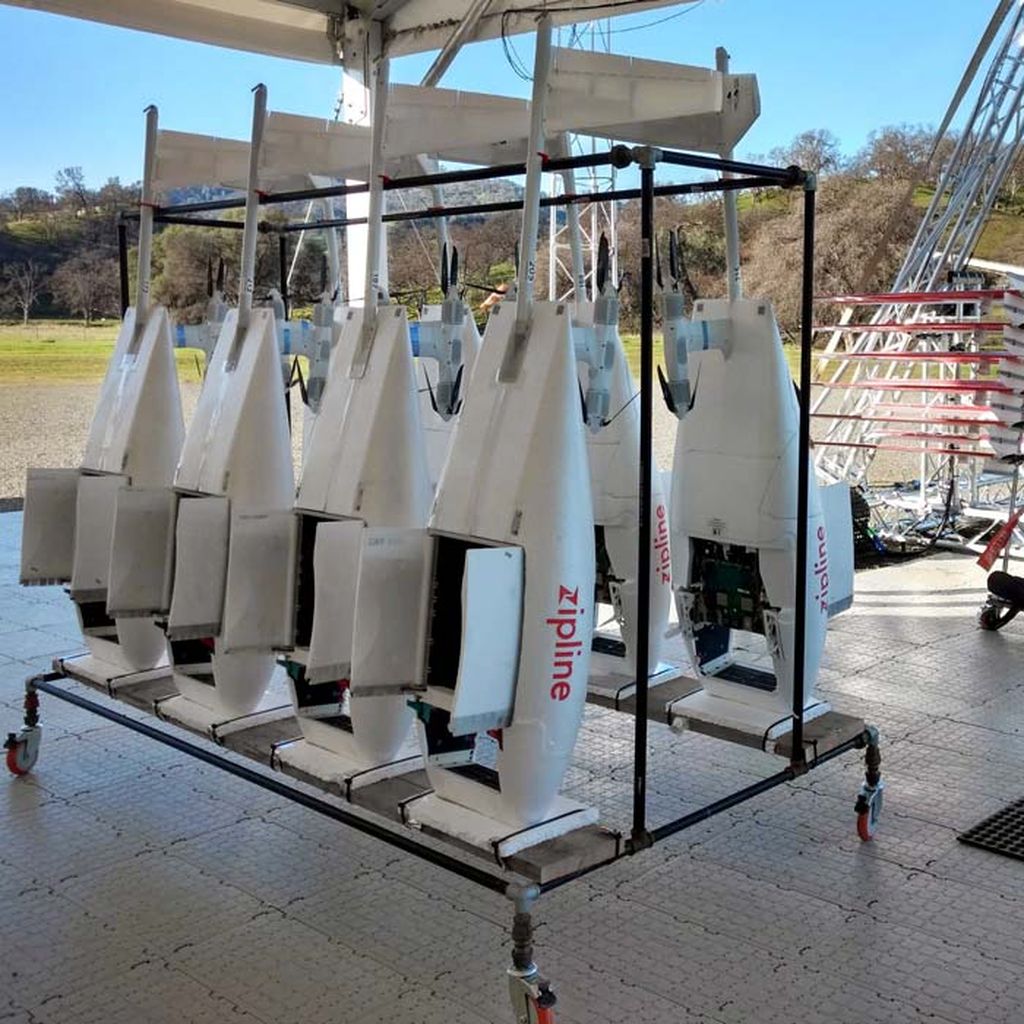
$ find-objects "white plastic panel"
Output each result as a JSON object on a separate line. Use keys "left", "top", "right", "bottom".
{"left": 820, "top": 482, "right": 855, "bottom": 618}
{"left": 167, "top": 495, "right": 230, "bottom": 640}
{"left": 449, "top": 545, "right": 523, "bottom": 736}
{"left": 70, "top": 474, "right": 127, "bottom": 603}
{"left": 384, "top": 87, "right": 530, "bottom": 166}
{"left": 1, "top": 0, "right": 694, "bottom": 62}
{"left": 350, "top": 528, "right": 430, "bottom": 696}
{"left": 548, "top": 48, "right": 759, "bottom": 154}
{"left": 154, "top": 130, "right": 249, "bottom": 192}
{"left": 306, "top": 519, "right": 363, "bottom": 684}
{"left": 107, "top": 487, "right": 179, "bottom": 617}
{"left": 2, "top": 0, "right": 338, "bottom": 64}
{"left": 20, "top": 468, "right": 79, "bottom": 586}
{"left": 221, "top": 509, "right": 298, "bottom": 652}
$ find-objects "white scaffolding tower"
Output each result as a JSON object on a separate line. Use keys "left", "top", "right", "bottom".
{"left": 812, "top": 0, "right": 1024, "bottom": 507}
{"left": 548, "top": 21, "right": 618, "bottom": 302}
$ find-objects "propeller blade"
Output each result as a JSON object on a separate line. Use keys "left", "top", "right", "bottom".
{"left": 320, "top": 255, "right": 328, "bottom": 294}
{"left": 450, "top": 247, "right": 459, "bottom": 293}
{"left": 293, "top": 356, "right": 308, "bottom": 406}
{"left": 668, "top": 229, "right": 680, "bottom": 286}
{"left": 577, "top": 380, "right": 588, "bottom": 424}
{"left": 450, "top": 363, "right": 464, "bottom": 414}
{"left": 441, "top": 242, "right": 449, "bottom": 296}
{"left": 596, "top": 233, "right": 609, "bottom": 295}
{"left": 206, "top": 257, "right": 214, "bottom": 298}
{"left": 655, "top": 234, "right": 663, "bottom": 291}
{"left": 423, "top": 366, "right": 439, "bottom": 415}
{"left": 656, "top": 364, "right": 676, "bottom": 416}
{"left": 216, "top": 258, "right": 225, "bottom": 293}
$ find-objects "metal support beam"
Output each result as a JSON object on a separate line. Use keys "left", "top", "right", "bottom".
{"left": 630, "top": 147, "right": 657, "bottom": 849}
{"left": 135, "top": 104, "right": 159, "bottom": 329}
{"left": 791, "top": 179, "right": 817, "bottom": 771}
{"left": 514, "top": 16, "right": 553, "bottom": 336}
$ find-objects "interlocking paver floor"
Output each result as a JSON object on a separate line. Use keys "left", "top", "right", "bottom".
{"left": 3, "top": 509, "right": 1024, "bottom": 1023}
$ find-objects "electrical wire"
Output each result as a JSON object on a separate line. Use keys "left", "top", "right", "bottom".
{"left": 611, "top": 0, "right": 706, "bottom": 35}
{"left": 395, "top": 190, "right": 443, "bottom": 285}
{"left": 500, "top": 0, "right": 710, "bottom": 80}
{"left": 602, "top": 388, "right": 640, "bottom": 427}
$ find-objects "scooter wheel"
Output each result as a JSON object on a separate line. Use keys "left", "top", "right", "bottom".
{"left": 979, "top": 606, "right": 1002, "bottom": 631}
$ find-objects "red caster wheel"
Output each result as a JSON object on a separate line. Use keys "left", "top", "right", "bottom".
{"left": 854, "top": 779, "right": 883, "bottom": 842}
{"left": 856, "top": 810, "right": 875, "bottom": 842}
{"left": 5, "top": 727, "right": 41, "bottom": 776}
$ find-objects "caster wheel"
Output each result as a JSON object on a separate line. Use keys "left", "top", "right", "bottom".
{"left": 5, "top": 726, "right": 41, "bottom": 776}
{"left": 533, "top": 984, "right": 557, "bottom": 1024}
{"left": 854, "top": 779, "right": 883, "bottom": 842}
{"left": 856, "top": 810, "right": 876, "bottom": 842}
{"left": 979, "top": 600, "right": 1018, "bottom": 632}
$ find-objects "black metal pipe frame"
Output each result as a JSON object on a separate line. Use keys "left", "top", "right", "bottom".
{"left": 648, "top": 727, "right": 870, "bottom": 844}
{"left": 630, "top": 156, "right": 656, "bottom": 848}
{"left": 124, "top": 145, "right": 798, "bottom": 221}
{"left": 31, "top": 670, "right": 866, "bottom": 896}
{"left": 31, "top": 677, "right": 520, "bottom": 896}
{"left": 37, "top": 151, "right": 841, "bottom": 898}
{"left": 790, "top": 180, "right": 818, "bottom": 771}
{"left": 117, "top": 221, "right": 131, "bottom": 317}
{"left": 141, "top": 176, "right": 782, "bottom": 235}
{"left": 278, "top": 234, "right": 289, "bottom": 319}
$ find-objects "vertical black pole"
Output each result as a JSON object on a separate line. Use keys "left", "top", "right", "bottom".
{"left": 279, "top": 234, "right": 290, "bottom": 320}
{"left": 631, "top": 156, "right": 656, "bottom": 846}
{"left": 117, "top": 220, "right": 131, "bottom": 317}
{"left": 791, "top": 176, "right": 816, "bottom": 769}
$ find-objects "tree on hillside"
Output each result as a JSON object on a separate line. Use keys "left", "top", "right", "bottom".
{"left": 0, "top": 259, "right": 47, "bottom": 324}
{"left": 743, "top": 175, "right": 920, "bottom": 335}
{"left": 51, "top": 252, "right": 119, "bottom": 325}
{"left": 768, "top": 129, "right": 843, "bottom": 176}
{"left": 3, "top": 187, "right": 53, "bottom": 219}
{"left": 55, "top": 166, "right": 90, "bottom": 211}
{"left": 852, "top": 125, "right": 935, "bottom": 181}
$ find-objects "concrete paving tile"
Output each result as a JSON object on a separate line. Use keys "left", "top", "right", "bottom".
{"left": 57, "top": 851, "right": 270, "bottom": 958}
{"left": 6, "top": 511, "right": 1024, "bottom": 1023}
{"left": 29, "top": 961, "right": 272, "bottom": 1024}
{"left": 0, "top": 628, "right": 81, "bottom": 662}
{"left": 170, "top": 912, "right": 409, "bottom": 1024}
{"left": 0, "top": 794, "right": 155, "bottom": 887}
{"left": 0, "top": 886, "right": 143, "bottom": 1006}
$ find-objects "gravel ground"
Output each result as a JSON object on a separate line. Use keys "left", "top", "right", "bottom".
{"left": 1, "top": 382, "right": 204, "bottom": 498}
{"left": 0, "top": 379, "right": 909, "bottom": 499}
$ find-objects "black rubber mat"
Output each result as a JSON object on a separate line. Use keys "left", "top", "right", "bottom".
{"left": 958, "top": 797, "right": 1024, "bottom": 861}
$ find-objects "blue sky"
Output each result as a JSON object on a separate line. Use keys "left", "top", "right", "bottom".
{"left": 0, "top": 0, "right": 998, "bottom": 192}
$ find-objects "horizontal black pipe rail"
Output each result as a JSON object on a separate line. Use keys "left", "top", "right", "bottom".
{"left": 143, "top": 175, "right": 782, "bottom": 234}
{"left": 30, "top": 671, "right": 866, "bottom": 896}
{"left": 152, "top": 215, "right": 269, "bottom": 231}
{"left": 648, "top": 729, "right": 871, "bottom": 843}
{"left": 31, "top": 676, "right": 524, "bottom": 896}
{"left": 125, "top": 145, "right": 796, "bottom": 220}
{"left": 657, "top": 148, "right": 806, "bottom": 185}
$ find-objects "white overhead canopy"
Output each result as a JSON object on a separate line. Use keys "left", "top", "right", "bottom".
{"left": 3, "top": 0, "right": 699, "bottom": 62}
{"left": 152, "top": 50, "right": 758, "bottom": 194}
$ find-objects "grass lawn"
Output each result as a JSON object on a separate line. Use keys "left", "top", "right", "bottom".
{"left": 2, "top": 320, "right": 808, "bottom": 386}
{"left": 0, "top": 320, "right": 204, "bottom": 383}
{"left": 620, "top": 332, "right": 802, "bottom": 380}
